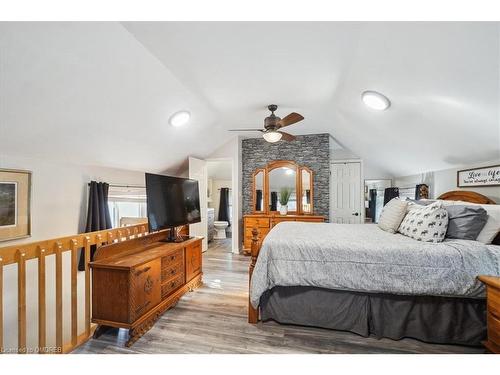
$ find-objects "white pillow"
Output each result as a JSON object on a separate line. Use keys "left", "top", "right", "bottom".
{"left": 451, "top": 201, "right": 500, "bottom": 244}
{"left": 398, "top": 201, "right": 449, "bottom": 243}
{"left": 378, "top": 198, "right": 408, "bottom": 233}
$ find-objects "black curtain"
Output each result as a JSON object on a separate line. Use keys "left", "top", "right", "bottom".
{"left": 270, "top": 191, "right": 278, "bottom": 211}
{"left": 255, "top": 189, "right": 263, "bottom": 211}
{"left": 368, "top": 188, "right": 377, "bottom": 221}
{"left": 383, "top": 187, "right": 399, "bottom": 206}
{"left": 305, "top": 190, "right": 311, "bottom": 205}
{"left": 78, "top": 181, "right": 112, "bottom": 271}
{"left": 218, "top": 188, "right": 230, "bottom": 226}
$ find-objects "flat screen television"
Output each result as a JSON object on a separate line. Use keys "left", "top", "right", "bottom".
{"left": 145, "top": 173, "right": 201, "bottom": 242}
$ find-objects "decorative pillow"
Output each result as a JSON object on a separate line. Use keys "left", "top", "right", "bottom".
{"left": 445, "top": 205, "right": 488, "bottom": 240}
{"left": 378, "top": 198, "right": 408, "bottom": 233}
{"left": 406, "top": 199, "right": 435, "bottom": 206}
{"left": 451, "top": 201, "right": 500, "bottom": 244}
{"left": 398, "top": 201, "right": 449, "bottom": 242}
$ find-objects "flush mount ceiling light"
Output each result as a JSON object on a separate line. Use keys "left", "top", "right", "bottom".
{"left": 169, "top": 110, "right": 191, "bottom": 127}
{"left": 362, "top": 91, "right": 391, "bottom": 111}
{"left": 262, "top": 130, "right": 282, "bottom": 143}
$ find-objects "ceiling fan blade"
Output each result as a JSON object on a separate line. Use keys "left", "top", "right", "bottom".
{"left": 278, "top": 131, "right": 296, "bottom": 142}
{"left": 278, "top": 112, "right": 304, "bottom": 128}
{"left": 228, "top": 129, "right": 263, "bottom": 132}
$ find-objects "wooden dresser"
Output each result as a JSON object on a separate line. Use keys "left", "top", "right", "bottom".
{"left": 90, "top": 232, "right": 202, "bottom": 346}
{"left": 478, "top": 275, "right": 500, "bottom": 354}
{"left": 243, "top": 214, "right": 325, "bottom": 254}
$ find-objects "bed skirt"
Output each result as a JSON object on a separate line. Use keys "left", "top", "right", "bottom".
{"left": 259, "top": 286, "right": 486, "bottom": 346}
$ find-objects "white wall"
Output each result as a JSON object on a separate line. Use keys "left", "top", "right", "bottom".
{"left": 330, "top": 143, "right": 394, "bottom": 181}
{"left": 395, "top": 160, "right": 500, "bottom": 203}
{"left": 0, "top": 154, "right": 146, "bottom": 351}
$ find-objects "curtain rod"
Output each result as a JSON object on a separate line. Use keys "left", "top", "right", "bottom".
{"left": 87, "top": 183, "right": 145, "bottom": 188}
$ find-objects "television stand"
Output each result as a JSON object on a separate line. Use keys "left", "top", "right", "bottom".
{"left": 162, "top": 235, "right": 192, "bottom": 243}
{"left": 161, "top": 227, "right": 193, "bottom": 243}
{"left": 90, "top": 231, "right": 203, "bottom": 346}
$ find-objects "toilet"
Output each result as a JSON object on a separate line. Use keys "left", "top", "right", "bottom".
{"left": 214, "top": 221, "right": 229, "bottom": 239}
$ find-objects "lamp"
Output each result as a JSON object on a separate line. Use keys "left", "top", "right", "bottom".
{"left": 362, "top": 91, "right": 391, "bottom": 111}
{"left": 169, "top": 110, "right": 191, "bottom": 127}
{"left": 262, "top": 130, "right": 282, "bottom": 143}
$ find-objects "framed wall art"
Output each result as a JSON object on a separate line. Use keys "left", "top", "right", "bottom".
{"left": 0, "top": 168, "right": 31, "bottom": 241}
{"left": 457, "top": 164, "right": 500, "bottom": 188}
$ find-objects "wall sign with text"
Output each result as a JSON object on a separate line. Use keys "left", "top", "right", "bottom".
{"left": 457, "top": 165, "right": 500, "bottom": 187}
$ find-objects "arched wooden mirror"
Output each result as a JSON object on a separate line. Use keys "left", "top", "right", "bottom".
{"left": 267, "top": 161, "right": 298, "bottom": 214}
{"left": 252, "top": 160, "right": 314, "bottom": 215}
{"left": 299, "top": 167, "right": 313, "bottom": 214}
{"left": 252, "top": 169, "right": 265, "bottom": 212}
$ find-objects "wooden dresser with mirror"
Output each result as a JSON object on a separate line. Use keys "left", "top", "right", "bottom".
{"left": 243, "top": 160, "right": 325, "bottom": 253}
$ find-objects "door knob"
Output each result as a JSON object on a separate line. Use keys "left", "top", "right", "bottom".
{"left": 352, "top": 212, "right": 359, "bottom": 216}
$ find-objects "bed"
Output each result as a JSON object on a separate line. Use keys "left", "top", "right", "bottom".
{"left": 247, "top": 191, "right": 500, "bottom": 346}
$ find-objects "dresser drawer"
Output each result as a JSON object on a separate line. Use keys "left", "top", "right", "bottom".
{"left": 130, "top": 259, "right": 161, "bottom": 323}
{"left": 186, "top": 241, "right": 202, "bottom": 281}
{"left": 245, "top": 227, "right": 270, "bottom": 239}
{"left": 271, "top": 217, "right": 295, "bottom": 227}
{"left": 161, "top": 261, "right": 185, "bottom": 283}
{"left": 245, "top": 217, "right": 270, "bottom": 228}
{"left": 243, "top": 238, "right": 252, "bottom": 250}
{"left": 161, "top": 249, "right": 184, "bottom": 268}
{"left": 487, "top": 287, "right": 500, "bottom": 319}
{"left": 297, "top": 217, "right": 324, "bottom": 223}
{"left": 161, "top": 274, "right": 184, "bottom": 298}
{"left": 487, "top": 312, "right": 500, "bottom": 347}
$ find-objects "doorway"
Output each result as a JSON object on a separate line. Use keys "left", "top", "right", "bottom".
{"left": 207, "top": 159, "right": 233, "bottom": 253}
{"left": 189, "top": 156, "right": 237, "bottom": 253}
{"left": 330, "top": 161, "right": 363, "bottom": 223}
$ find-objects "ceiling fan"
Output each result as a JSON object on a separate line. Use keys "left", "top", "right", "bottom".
{"left": 229, "top": 104, "right": 304, "bottom": 143}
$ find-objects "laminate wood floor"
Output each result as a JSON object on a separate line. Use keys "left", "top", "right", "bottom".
{"left": 75, "top": 239, "right": 483, "bottom": 354}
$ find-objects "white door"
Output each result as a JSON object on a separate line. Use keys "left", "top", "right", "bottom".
{"left": 330, "top": 162, "right": 362, "bottom": 223}
{"left": 189, "top": 156, "right": 208, "bottom": 252}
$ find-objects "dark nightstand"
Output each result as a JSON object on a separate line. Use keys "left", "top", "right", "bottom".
{"left": 478, "top": 276, "right": 500, "bottom": 354}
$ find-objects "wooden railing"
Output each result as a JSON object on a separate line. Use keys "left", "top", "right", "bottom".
{"left": 0, "top": 223, "right": 150, "bottom": 354}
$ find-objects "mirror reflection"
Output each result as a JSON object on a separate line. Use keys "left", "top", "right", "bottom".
{"left": 268, "top": 167, "right": 296, "bottom": 212}
{"left": 364, "top": 179, "right": 392, "bottom": 223}
{"left": 254, "top": 170, "right": 264, "bottom": 212}
{"left": 301, "top": 169, "right": 312, "bottom": 213}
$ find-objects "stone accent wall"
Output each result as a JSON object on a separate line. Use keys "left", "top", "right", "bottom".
{"left": 242, "top": 133, "right": 330, "bottom": 220}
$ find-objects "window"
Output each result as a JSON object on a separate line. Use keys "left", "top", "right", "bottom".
{"left": 107, "top": 186, "right": 147, "bottom": 228}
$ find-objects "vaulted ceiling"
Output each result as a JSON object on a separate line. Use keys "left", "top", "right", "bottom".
{"left": 1, "top": 22, "right": 499, "bottom": 176}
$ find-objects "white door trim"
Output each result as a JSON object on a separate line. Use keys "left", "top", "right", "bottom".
{"left": 189, "top": 156, "right": 208, "bottom": 252}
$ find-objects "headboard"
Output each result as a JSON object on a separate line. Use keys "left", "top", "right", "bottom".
{"left": 437, "top": 190, "right": 496, "bottom": 204}
{"left": 437, "top": 190, "right": 499, "bottom": 245}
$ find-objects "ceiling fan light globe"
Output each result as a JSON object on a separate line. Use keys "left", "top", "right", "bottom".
{"left": 262, "top": 131, "right": 282, "bottom": 143}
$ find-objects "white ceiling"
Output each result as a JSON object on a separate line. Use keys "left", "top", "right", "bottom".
{"left": 1, "top": 22, "right": 499, "bottom": 176}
